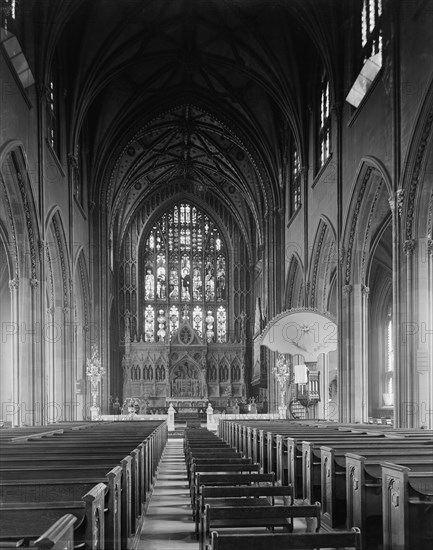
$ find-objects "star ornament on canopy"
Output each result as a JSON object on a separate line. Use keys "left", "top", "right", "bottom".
{"left": 260, "top": 308, "right": 337, "bottom": 360}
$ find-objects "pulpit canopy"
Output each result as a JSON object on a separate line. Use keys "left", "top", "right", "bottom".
{"left": 260, "top": 308, "right": 337, "bottom": 361}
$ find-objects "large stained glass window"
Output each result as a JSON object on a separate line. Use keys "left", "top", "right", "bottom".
{"left": 142, "top": 203, "right": 227, "bottom": 342}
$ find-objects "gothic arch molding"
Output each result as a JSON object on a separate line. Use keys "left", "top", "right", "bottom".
{"left": 342, "top": 160, "right": 392, "bottom": 287}
{"left": 308, "top": 217, "right": 337, "bottom": 312}
{"left": 46, "top": 209, "right": 71, "bottom": 309}
{"left": 285, "top": 253, "right": 304, "bottom": 309}
{"left": 0, "top": 142, "right": 41, "bottom": 282}
{"left": 400, "top": 76, "right": 433, "bottom": 241}
{"left": 118, "top": 185, "right": 255, "bottom": 261}
{"left": 0, "top": 219, "right": 14, "bottom": 281}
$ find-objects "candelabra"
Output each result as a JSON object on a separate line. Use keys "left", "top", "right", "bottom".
{"left": 86, "top": 345, "right": 105, "bottom": 420}
{"left": 272, "top": 354, "right": 292, "bottom": 417}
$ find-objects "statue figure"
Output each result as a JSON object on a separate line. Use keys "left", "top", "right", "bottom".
{"left": 240, "top": 311, "right": 246, "bottom": 342}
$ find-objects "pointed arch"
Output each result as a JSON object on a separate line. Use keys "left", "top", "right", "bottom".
{"left": 308, "top": 217, "right": 337, "bottom": 312}
{"left": 342, "top": 159, "right": 392, "bottom": 286}
{"left": 45, "top": 210, "right": 73, "bottom": 420}
{"left": 400, "top": 76, "right": 433, "bottom": 241}
{"left": 0, "top": 142, "right": 41, "bottom": 281}
{"left": 73, "top": 248, "right": 91, "bottom": 420}
{"left": 46, "top": 209, "right": 71, "bottom": 309}
{"left": 284, "top": 253, "right": 304, "bottom": 309}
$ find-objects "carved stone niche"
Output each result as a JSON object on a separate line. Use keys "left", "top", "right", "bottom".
{"left": 169, "top": 319, "right": 207, "bottom": 399}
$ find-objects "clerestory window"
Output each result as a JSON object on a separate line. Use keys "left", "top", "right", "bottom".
{"left": 362, "top": 0, "right": 383, "bottom": 64}
{"left": 290, "top": 143, "right": 301, "bottom": 216}
{"left": 318, "top": 75, "right": 330, "bottom": 168}
{"left": 346, "top": 0, "right": 383, "bottom": 108}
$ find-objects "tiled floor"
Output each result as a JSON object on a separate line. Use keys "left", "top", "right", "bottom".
{"left": 138, "top": 439, "right": 198, "bottom": 550}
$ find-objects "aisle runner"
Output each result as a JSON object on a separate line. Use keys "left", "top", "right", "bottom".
{"left": 139, "top": 439, "right": 198, "bottom": 550}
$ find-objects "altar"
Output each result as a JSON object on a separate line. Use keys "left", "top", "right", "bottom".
{"left": 121, "top": 318, "right": 246, "bottom": 408}
{"left": 167, "top": 398, "right": 208, "bottom": 413}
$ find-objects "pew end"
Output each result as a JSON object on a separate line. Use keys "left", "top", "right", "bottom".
{"left": 33, "top": 513, "right": 77, "bottom": 550}
{"left": 208, "top": 526, "right": 362, "bottom": 550}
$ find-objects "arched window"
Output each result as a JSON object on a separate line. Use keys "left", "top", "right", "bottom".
{"left": 361, "top": 0, "right": 382, "bottom": 64}
{"left": 289, "top": 142, "right": 301, "bottom": 216}
{"left": 318, "top": 74, "right": 330, "bottom": 168}
{"left": 142, "top": 203, "right": 227, "bottom": 342}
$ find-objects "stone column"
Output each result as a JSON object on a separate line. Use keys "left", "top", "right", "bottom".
{"left": 8, "top": 278, "right": 19, "bottom": 426}
{"left": 361, "top": 284, "right": 370, "bottom": 422}
{"left": 30, "top": 277, "right": 41, "bottom": 425}
{"left": 403, "top": 238, "right": 416, "bottom": 428}
{"left": 45, "top": 306, "right": 56, "bottom": 423}
{"left": 340, "top": 283, "right": 353, "bottom": 422}
{"left": 390, "top": 192, "right": 403, "bottom": 427}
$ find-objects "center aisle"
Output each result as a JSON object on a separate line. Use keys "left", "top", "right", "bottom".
{"left": 138, "top": 438, "right": 199, "bottom": 550}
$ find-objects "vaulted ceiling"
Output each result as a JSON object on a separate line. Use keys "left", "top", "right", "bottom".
{"left": 39, "top": 0, "right": 343, "bottom": 247}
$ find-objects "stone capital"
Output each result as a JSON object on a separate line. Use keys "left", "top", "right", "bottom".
{"left": 9, "top": 278, "right": 19, "bottom": 292}
{"left": 396, "top": 189, "right": 405, "bottom": 217}
{"left": 342, "top": 284, "right": 353, "bottom": 296}
{"left": 30, "top": 278, "right": 39, "bottom": 288}
{"left": 361, "top": 284, "right": 370, "bottom": 296}
{"left": 403, "top": 239, "right": 416, "bottom": 256}
{"left": 67, "top": 153, "right": 79, "bottom": 170}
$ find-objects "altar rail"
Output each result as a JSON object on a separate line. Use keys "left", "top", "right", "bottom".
{"left": 100, "top": 415, "right": 168, "bottom": 421}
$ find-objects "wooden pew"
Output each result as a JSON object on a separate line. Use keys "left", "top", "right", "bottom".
{"left": 260, "top": 425, "right": 339, "bottom": 477}
{"left": 303, "top": 439, "right": 432, "bottom": 507}
{"left": 197, "top": 485, "right": 293, "bottom": 539}
{"left": 346, "top": 453, "right": 433, "bottom": 550}
{"left": 0, "top": 483, "right": 106, "bottom": 550}
{"left": 187, "top": 450, "right": 243, "bottom": 465}
{"left": 381, "top": 463, "right": 433, "bottom": 550}
{"left": 187, "top": 458, "right": 252, "bottom": 484}
{"left": 0, "top": 466, "right": 122, "bottom": 550}
{"left": 0, "top": 421, "right": 167, "bottom": 548}
{"left": 192, "top": 473, "right": 275, "bottom": 522}
{"left": 277, "top": 431, "right": 386, "bottom": 490}
{"left": 0, "top": 514, "right": 77, "bottom": 550}
{"left": 318, "top": 443, "right": 433, "bottom": 527}
{"left": 2, "top": 441, "right": 144, "bottom": 523}
{"left": 201, "top": 503, "right": 321, "bottom": 550}
{"left": 32, "top": 513, "right": 77, "bottom": 550}
{"left": 226, "top": 420, "right": 432, "bottom": 482}
{"left": 207, "top": 527, "right": 362, "bottom": 550}
{"left": 190, "top": 463, "right": 260, "bottom": 487}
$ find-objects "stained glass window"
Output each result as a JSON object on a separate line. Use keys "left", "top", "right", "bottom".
{"left": 362, "top": 0, "right": 382, "bottom": 63}
{"left": 290, "top": 144, "right": 301, "bottom": 216}
{"left": 142, "top": 203, "right": 227, "bottom": 341}
{"left": 217, "top": 306, "right": 227, "bottom": 343}
{"left": 319, "top": 76, "right": 330, "bottom": 167}
{"left": 144, "top": 305, "right": 155, "bottom": 342}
